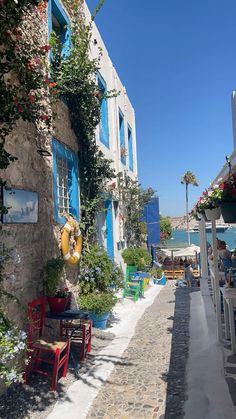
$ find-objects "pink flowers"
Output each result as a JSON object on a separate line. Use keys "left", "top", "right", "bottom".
{"left": 44, "top": 74, "right": 50, "bottom": 84}
{"left": 40, "top": 114, "right": 49, "bottom": 121}
{"left": 40, "top": 45, "right": 51, "bottom": 54}
{"left": 28, "top": 93, "right": 36, "bottom": 103}
{"left": 27, "top": 57, "right": 42, "bottom": 70}
{"left": 18, "top": 106, "right": 24, "bottom": 113}
{"left": 48, "top": 82, "right": 57, "bottom": 88}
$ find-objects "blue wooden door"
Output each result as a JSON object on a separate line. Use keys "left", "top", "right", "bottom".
{"left": 105, "top": 200, "right": 114, "bottom": 260}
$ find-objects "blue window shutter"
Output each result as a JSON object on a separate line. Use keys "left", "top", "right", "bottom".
{"left": 70, "top": 153, "right": 79, "bottom": 220}
{"left": 128, "top": 126, "right": 133, "bottom": 171}
{"left": 101, "top": 97, "right": 109, "bottom": 147}
{"left": 119, "top": 111, "right": 125, "bottom": 164}
{"left": 105, "top": 200, "right": 114, "bottom": 260}
{"left": 61, "top": 28, "right": 71, "bottom": 58}
{"left": 98, "top": 74, "right": 109, "bottom": 148}
{"left": 48, "top": 0, "right": 71, "bottom": 58}
{"left": 48, "top": 0, "right": 52, "bottom": 36}
{"left": 52, "top": 138, "right": 79, "bottom": 224}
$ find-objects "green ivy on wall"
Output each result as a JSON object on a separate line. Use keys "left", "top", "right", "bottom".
{"left": 50, "top": 0, "right": 118, "bottom": 245}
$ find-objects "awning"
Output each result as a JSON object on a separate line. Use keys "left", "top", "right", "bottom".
{"left": 158, "top": 244, "right": 200, "bottom": 258}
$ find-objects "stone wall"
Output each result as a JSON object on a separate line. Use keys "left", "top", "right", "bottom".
{"left": 1, "top": 100, "right": 79, "bottom": 328}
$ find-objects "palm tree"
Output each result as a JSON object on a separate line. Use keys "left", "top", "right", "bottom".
{"left": 181, "top": 171, "right": 198, "bottom": 246}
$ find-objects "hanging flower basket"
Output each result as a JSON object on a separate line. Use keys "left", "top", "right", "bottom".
{"left": 196, "top": 212, "right": 202, "bottom": 221}
{"left": 220, "top": 202, "right": 236, "bottom": 223}
{"left": 205, "top": 207, "right": 221, "bottom": 221}
{"left": 197, "top": 212, "right": 207, "bottom": 221}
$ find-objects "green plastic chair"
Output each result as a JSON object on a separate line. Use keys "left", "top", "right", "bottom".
{"left": 123, "top": 281, "right": 140, "bottom": 302}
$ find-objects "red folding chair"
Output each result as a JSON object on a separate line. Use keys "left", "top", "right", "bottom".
{"left": 24, "top": 296, "right": 70, "bottom": 391}
{"left": 60, "top": 318, "right": 92, "bottom": 361}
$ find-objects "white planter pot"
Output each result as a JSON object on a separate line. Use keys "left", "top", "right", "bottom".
{"left": 205, "top": 207, "right": 221, "bottom": 221}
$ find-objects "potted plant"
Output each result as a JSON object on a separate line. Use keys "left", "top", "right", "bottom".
{"left": 193, "top": 187, "right": 223, "bottom": 221}
{"left": 216, "top": 176, "right": 236, "bottom": 222}
{"left": 201, "top": 189, "right": 222, "bottom": 221}
{"left": 149, "top": 267, "right": 166, "bottom": 285}
{"left": 78, "top": 245, "right": 123, "bottom": 329}
{"left": 79, "top": 292, "right": 117, "bottom": 329}
{"left": 122, "top": 248, "right": 152, "bottom": 280}
{"left": 43, "top": 258, "right": 69, "bottom": 314}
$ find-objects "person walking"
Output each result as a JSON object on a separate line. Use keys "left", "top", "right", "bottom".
{"left": 184, "top": 262, "right": 194, "bottom": 287}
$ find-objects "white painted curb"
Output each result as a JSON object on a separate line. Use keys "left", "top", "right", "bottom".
{"left": 47, "top": 285, "right": 163, "bottom": 419}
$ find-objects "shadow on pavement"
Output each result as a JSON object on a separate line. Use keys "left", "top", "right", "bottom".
{"left": 162, "top": 287, "right": 199, "bottom": 419}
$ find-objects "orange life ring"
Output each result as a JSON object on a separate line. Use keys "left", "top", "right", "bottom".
{"left": 61, "top": 218, "right": 82, "bottom": 265}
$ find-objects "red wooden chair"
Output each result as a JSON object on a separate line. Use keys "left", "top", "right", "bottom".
{"left": 60, "top": 318, "right": 92, "bottom": 361}
{"left": 24, "top": 296, "right": 70, "bottom": 391}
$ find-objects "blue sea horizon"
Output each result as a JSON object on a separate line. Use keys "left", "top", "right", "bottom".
{"left": 168, "top": 228, "right": 236, "bottom": 250}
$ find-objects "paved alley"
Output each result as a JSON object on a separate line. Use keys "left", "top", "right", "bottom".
{"left": 85, "top": 283, "right": 190, "bottom": 419}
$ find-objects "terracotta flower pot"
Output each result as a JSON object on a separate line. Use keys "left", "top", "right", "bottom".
{"left": 47, "top": 297, "right": 68, "bottom": 314}
{"left": 205, "top": 207, "right": 221, "bottom": 221}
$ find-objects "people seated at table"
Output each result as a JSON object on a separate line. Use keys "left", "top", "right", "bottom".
{"left": 217, "top": 240, "right": 232, "bottom": 286}
{"left": 231, "top": 249, "right": 236, "bottom": 268}
{"left": 179, "top": 258, "right": 184, "bottom": 267}
{"left": 218, "top": 240, "right": 232, "bottom": 260}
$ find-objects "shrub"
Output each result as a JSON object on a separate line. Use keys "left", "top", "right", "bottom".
{"left": 149, "top": 267, "right": 163, "bottom": 279}
{"left": 78, "top": 245, "right": 124, "bottom": 295}
{"left": 0, "top": 315, "right": 27, "bottom": 385}
{"left": 122, "top": 248, "right": 151, "bottom": 271}
{"left": 78, "top": 292, "right": 117, "bottom": 315}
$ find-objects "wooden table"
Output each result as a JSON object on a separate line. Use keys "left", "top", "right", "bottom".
{"left": 46, "top": 309, "right": 89, "bottom": 376}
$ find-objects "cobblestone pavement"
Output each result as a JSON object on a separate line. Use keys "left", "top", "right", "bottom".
{"left": 0, "top": 329, "right": 115, "bottom": 419}
{"left": 86, "top": 282, "right": 193, "bottom": 419}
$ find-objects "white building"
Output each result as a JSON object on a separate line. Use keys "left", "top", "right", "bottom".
{"left": 85, "top": 3, "right": 138, "bottom": 266}
{"left": 231, "top": 91, "right": 236, "bottom": 150}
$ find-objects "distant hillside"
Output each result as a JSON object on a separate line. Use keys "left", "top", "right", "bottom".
{"left": 170, "top": 216, "right": 196, "bottom": 230}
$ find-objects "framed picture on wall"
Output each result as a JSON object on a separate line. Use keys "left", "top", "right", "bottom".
{"left": 2, "top": 187, "right": 38, "bottom": 224}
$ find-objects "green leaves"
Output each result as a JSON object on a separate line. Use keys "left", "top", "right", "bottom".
{"left": 79, "top": 292, "right": 117, "bottom": 315}
{"left": 50, "top": 2, "right": 116, "bottom": 244}
{"left": 122, "top": 248, "right": 152, "bottom": 271}
{"left": 160, "top": 216, "right": 172, "bottom": 242}
{"left": 181, "top": 170, "right": 198, "bottom": 187}
{"left": 78, "top": 245, "right": 124, "bottom": 295}
{"left": 117, "top": 172, "right": 155, "bottom": 247}
{"left": 43, "top": 258, "right": 64, "bottom": 297}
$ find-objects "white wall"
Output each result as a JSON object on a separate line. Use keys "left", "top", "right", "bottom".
{"left": 231, "top": 91, "right": 236, "bottom": 150}
{"left": 84, "top": 2, "right": 138, "bottom": 267}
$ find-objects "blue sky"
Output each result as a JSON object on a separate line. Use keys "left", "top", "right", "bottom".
{"left": 86, "top": 0, "right": 236, "bottom": 216}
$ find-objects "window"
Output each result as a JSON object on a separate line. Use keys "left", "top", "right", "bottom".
{"left": 98, "top": 74, "right": 109, "bottom": 148}
{"left": 48, "top": 0, "right": 70, "bottom": 58}
{"left": 128, "top": 125, "right": 133, "bottom": 171}
{"left": 52, "top": 139, "right": 79, "bottom": 224}
{"left": 119, "top": 110, "right": 126, "bottom": 164}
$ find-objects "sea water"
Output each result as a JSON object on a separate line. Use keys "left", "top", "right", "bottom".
{"left": 168, "top": 228, "right": 236, "bottom": 250}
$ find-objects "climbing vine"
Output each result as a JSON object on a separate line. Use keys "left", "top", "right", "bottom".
{"left": 0, "top": 0, "right": 52, "bottom": 385}
{"left": 116, "top": 172, "right": 155, "bottom": 247}
{"left": 50, "top": 0, "right": 117, "bottom": 245}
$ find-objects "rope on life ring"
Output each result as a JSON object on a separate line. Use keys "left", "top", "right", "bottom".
{"left": 61, "top": 216, "right": 82, "bottom": 265}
